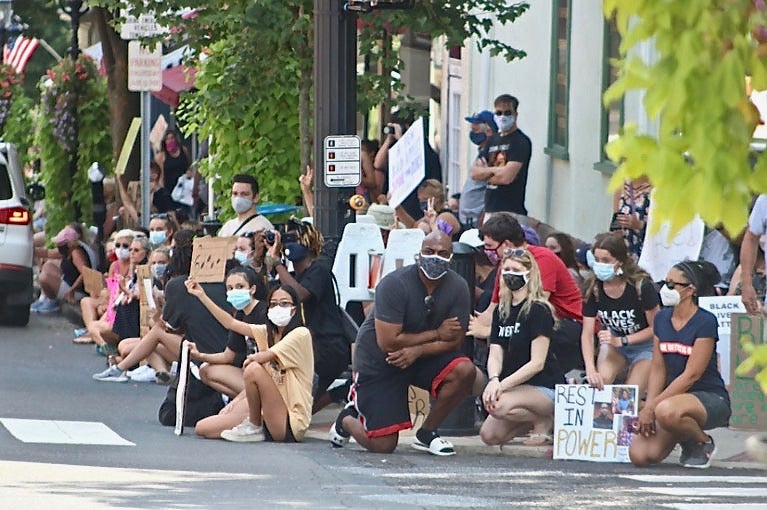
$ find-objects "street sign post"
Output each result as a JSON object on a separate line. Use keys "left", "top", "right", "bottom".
{"left": 121, "top": 12, "right": 164, "bottom": 40}
{"left": 323, "top": 135, "right": 361, "bottom": 188}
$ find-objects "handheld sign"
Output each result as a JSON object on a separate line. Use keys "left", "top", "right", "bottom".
{"left": 136, "top": 264, "right": 153, "bottom": 337}
{"left": 80, "top": 266, "right": 104, "bottom": 298}
{"left": 388, "top": 118, "right": 426, "bottom": 208}
{"left": 116, "top": 118, "right": 141, "bottom": 177}
{"left": 190, "top": 236, "right": 236, "bottom": 283}
{"left": 554, "top": 384, "right": 638, "bottom": 463}
{"left": 699, "top": 296, "right": 745, "bottom": 386}
{"left": 174, "top": 340, "right": 191, "bottom": 436}
{"left": 729, "top": 313, "right": 767, "bottom": 430}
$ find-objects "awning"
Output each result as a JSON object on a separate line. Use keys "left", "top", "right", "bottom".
{"left": 151, "top": 65, "right": 197, "bottom": 108}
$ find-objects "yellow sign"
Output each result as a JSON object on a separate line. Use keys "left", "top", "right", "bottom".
{"left": 115, "top": 117, "right": 142, "bottom": 176}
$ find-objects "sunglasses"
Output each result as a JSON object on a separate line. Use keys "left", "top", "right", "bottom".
{"left": 662, "top": 280, "right": 691, "bottom": 290}
{"left": 502, "top": 248, "right": 527, "bottom": 258}
{"left": 151, "top": 213, "right": 170, "bottom": 220}
{"left": 115, "top": 243, "right": 130, "bottom": 249}
{"left": 269, "top": 300, "right": 295, "bottom": 308}
{"left": 495, "top": 109, "right": 515, "bottom": 116}
{"left": 424, "top": 295, "right": 435, "bottom": 313}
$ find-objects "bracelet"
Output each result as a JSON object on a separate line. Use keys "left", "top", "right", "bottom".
{"left": 489, "top": 375, "right": 499, "bottom": 381}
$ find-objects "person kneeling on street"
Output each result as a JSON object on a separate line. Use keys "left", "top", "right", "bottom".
{"left": 329, "top": 231, "right": 482, "bottom": 456}
{"left": 479, "top": 248, "right": 564, "bottom": 447}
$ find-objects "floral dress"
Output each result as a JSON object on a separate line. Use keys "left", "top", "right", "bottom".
{"left": 615, "top": 182, "right": 652, "bottom": 260}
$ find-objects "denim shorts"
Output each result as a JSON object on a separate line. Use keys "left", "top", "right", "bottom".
{"left": 533, "top": 385, "right": 556, "bottom": 402}
{"left": 617, "top": 341, "right": 653, "bottom": 366}
{"left": 691, "top": 390, "right": 731, "bottom": 430}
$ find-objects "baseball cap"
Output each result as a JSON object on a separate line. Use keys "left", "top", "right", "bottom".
{"left": 52, "top": 225, "right": 80, "bottom": 245}
{"left": 464, "top": 110, "right": 498, "bottom": 130}
{"left": 458, "top": 228, "right": 483, "bottom": 249}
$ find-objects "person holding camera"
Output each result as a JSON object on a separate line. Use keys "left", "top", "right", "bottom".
{"left": 218, "top": 174, "right": 274, "bottom": 237}
{"left": 264, "top": 219, "right": 350, "bottom": 413}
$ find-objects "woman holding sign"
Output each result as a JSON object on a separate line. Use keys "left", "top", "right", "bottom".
{"left": 580, "top": 233, "right": 660, "bottom": 400}
{"left": 480, "top": 248, "right": 564, "bottom": 447}
{"left": 186, "top": 282, "right": 314, "bottom": 443}
{"left": 630, "top": 260, "right": 730, "bottom": 469}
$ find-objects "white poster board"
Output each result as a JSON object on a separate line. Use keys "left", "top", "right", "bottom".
{"left": 554, "top": 384, "right": 638, "bottom": 463}
{"left": 698, "top": 296, "right": 744, "bottom": 386}
{"left": 174, "top": 341, "right": 191, "bottom": 436}
{"left": 638, "top": 204, "right": 704, "bottom": 282}
{"left": 387, "top": 117, "right": 425, "bottom": 208}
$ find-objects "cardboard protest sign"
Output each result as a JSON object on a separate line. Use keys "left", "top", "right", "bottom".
{"left": 554, "top": 384, "right": 638, "bottom": 463}
{"left": 190, "top": 236, "right": 235, "bottom": 283}
{"left": 80, "top": 266, "right": 104, "bottom": 297}
{"left": 175, "top": 340, "right": 191, "bottom": 436}
{"left": 116, "top": 117, "right": 141, "bottom": 177}
{"left": 136, "top": 264, "right": 153, "bottom": 337}
{"left": 729, "top": 313, "right": 767, "bottom": 430}
{"left": 698, "top": 296, "right": 745, "bottom": 386}
{"left": 407, "top": 386, "right": 430, "bottom": 435}
{"left": 388, "top": 117, "right": 426, "bottom": 208}
{"left": 149, "top": 114, "right": 168, "bottom": 155}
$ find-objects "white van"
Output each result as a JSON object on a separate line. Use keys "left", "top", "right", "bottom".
{"left": 0, "top": 142, "right": 33, "bottom": 326}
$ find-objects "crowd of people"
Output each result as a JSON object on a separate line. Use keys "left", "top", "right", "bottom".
{"left": 29, "top": 94, "right": 764, "bottom": 471}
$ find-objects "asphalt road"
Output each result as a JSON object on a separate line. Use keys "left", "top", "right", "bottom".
{"left": 1, "top": 313, "right": 766, "bottom": 509}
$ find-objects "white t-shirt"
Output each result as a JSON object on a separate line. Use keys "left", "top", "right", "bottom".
{"left": 217, "top": 213, "right": 273, "bottom": 237}
{"left": 171, "top": 175, "right": 195, "bottom": 206}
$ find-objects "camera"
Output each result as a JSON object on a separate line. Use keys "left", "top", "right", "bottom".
{"left": 265, "top": 230, "right": 298, "bottom": 246}
{"left": 265, "top": 230, "right": 277, "bottom": 245}
{"left": 383, "top": 125, "right": 395, "bottom": 136}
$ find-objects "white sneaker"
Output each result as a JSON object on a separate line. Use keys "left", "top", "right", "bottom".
{"left": 128, "top": 365, "right": 157, "bottom": 383}
{"left": 92, "top": 365, "right": 128, "bottom": 382}
{"left": 220, "top": 418, "right": 265, "bottom": 442}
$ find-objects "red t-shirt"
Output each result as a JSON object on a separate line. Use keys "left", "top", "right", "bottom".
{"left": 491, "top": 245, "right": 583, "bottom": 321}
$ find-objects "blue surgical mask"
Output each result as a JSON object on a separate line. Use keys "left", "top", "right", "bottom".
{"left": 469, "top": 131, "right": 487, "bottom": 146}
{"left": 149, "top": 230, "right": 167, "bottom": 246}
{"left": 234, "top": 250, "right": 250, "bottom": 265}
{"left": 226, "top": 289, "right": 253, "bottom": 310}
{"left": 285, "top": 242, "right": 309, "bottom": 262}
{"left": 592, "top": 262, "right": 616, "bottom": 282}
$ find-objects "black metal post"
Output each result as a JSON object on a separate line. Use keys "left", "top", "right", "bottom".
{"left": 59, "top": 0, "right": 88, "bottom": 222}
{"left": 313, "top": 0, "right": 357, "bottom": 252}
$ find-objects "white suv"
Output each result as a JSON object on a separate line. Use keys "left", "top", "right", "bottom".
{"left": 0, "top": 142, "right": 33, "bottom": 326}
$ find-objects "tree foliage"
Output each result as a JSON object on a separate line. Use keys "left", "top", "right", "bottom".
{"left": 0, "top": 64, "right": 34, "bottom": 165}
{"left": 603, "top": 0, "right": 767, "bottom": 236}
{"left": 35, "top": 55, "right": 112, "bottom": 238}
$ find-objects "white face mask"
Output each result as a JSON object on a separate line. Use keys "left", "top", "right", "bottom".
{"left": 493, "top": 114, "right": 516, "bottom": 132}
{"left": 268, "top": 306, "right": 293, "bottom": 327}
{"left": 659, "top": 285, "right": 681, "bottom": 307}
{"left": 232, "top": 196, "right": 253, "bottom": 214}
{"left": 116, "top": 247, "right": 131, "bottom": 260}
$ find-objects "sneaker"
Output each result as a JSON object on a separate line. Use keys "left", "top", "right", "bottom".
{"left": 30, "top": 294, "right": 47, "bottom": 312}
{"left": 220, "top": 419, "right": 265, "bottom": 442}
{"left": 412, "top": 429, "right": 456, "bottom": 456}
{"left": 73, "top": 328, "right": 88, "bottom": 338}
{"left": 128, "top": 365, "right": 157, "bottom": 383}
{"left": 679, "top": 440, "right": 695, "bottom": 466}
{"left": 682, "top": 435, "right": 716, "bottom": 469}
{"left": 34, "top": 297, "right": 60, "bottom": 314}
{"left": 92, "top": 365, "right": 128, "bottom": 382}
{"left": 329, "top": 401, "right": 358, "bottom": 448}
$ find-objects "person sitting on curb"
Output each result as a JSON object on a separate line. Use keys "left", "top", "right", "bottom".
{"left": 329, "top": 231, "right": 481, "bottom": 456}
{"left": 629, "top": 261, "right": 731, "bottom": 469}
{"left": 186, "top": 282, "right": 314, "bottom": 443}
{"left": 479, "top": 248, "right": 563, "bottom": 447}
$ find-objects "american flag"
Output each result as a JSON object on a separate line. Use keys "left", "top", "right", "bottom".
{"left": 3, "top": 36, "right": 39, "bottom": 75}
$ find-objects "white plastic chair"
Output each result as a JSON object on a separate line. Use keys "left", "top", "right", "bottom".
{"left": 332, "top": 222, "right": 385, "bottom": 308}
{"left": 381, "top": 228, "right": 425, "bottom": 279}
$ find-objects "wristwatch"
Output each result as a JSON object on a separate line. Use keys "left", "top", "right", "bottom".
{"left": 621, "top": 336, "right": 629, "bottom": 347}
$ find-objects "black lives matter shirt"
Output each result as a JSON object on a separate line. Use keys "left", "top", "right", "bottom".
{"left": 583, "top": 279, "right": 659, "bottom": 337}
{"left": 480, "top": 129, "right": 532, "bottom": 215}
{"left": 490, "top": 301, "right": 564, "bottom": 389}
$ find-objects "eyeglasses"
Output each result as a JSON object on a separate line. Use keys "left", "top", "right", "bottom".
{"left": 495, "top": 109, "right": 515, "bottom": 116}
{"left": 115, "top": 243, "right": 130, "bottom": 249}
{"left": 502, "top": 248, "right": 527, "bottom": 258}
{"left": 269, "top": 300, "right": 295, "bottom": 308}
{"left": 424, "top": 295, "right": 435, "bottom": 313}
{"left": 662, "top": 280, "right": 691, "bottom": 290}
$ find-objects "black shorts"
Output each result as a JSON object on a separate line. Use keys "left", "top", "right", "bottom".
{"left": 350, "top": 352, "right": 471, "bottom": 438}
{"left": 264, "top": 414, "right": 297, "bottom": 443}
{"left": 691, "top": 390, "right": 731, "bottom": 430}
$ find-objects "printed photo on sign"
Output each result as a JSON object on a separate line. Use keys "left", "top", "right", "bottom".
{"left": 553, "top": 384, "right": 638, "bottom": 463}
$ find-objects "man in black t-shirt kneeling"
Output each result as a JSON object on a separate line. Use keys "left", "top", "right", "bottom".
{"left": 329, "top": 232, "right": 481, "bottom": 456}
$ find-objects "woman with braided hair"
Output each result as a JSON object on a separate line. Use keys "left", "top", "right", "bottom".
{"left": 630, "top": 260, "right": 730, "bottom": 469}
{"left": 265, "top": 218, "right": 350, "bottom": 413}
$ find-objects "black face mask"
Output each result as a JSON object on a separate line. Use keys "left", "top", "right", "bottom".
{"left": 502, "top": 271, "right": 528, "bottom": 291}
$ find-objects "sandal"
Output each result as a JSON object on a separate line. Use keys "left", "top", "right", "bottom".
{"left": 73, "top": 335, "right": 94, "bottom": 344}
{"left": 522, "top": 433, "right": 553, "bottom": 446}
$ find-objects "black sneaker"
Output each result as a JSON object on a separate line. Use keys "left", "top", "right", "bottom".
{"left": 682, "top": 435, "right": 716, "bottom": 469}
{"left": 329, "top": 401, "right": 357, "bottom": 448}
{"left": 679, "top": 440, "right": 695, "bottom": 466}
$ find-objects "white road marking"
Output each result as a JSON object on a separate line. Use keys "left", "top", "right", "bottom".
{"left": 624, "top": 475, "right": 767, "bottom": 484}
{"left": 644, "top": 487, "right": 767, "bottom": 497}
{"left": 0, "top": 418, "right": 134, "bottom": 446}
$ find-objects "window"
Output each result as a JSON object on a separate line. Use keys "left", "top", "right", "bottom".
{"left": 594, "top": 17, "right": 624, "bottom": 174}
{"left": 545, "top": 0, "right": 571, "bottom": 160}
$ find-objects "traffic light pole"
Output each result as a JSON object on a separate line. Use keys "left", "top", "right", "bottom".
{"left": 313, "top": 0, "right": 357, "bottom": 248}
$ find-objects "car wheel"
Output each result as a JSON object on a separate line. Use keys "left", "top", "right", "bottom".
{"left": 1, "top": 304, "right": 30, "bottom": 326}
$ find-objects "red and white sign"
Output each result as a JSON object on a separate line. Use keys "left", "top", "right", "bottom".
{"left": 128, "top": 41, "right": 162, "bottom": 92}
